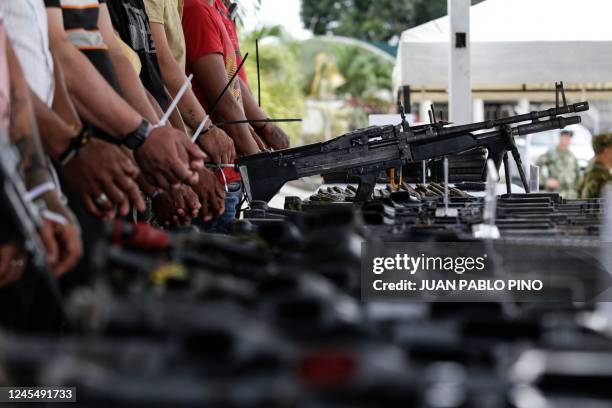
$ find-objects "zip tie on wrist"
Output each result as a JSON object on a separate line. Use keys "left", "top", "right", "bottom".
{"left": 220, "top": 168, "right": 229, "bottom": 193}
{"left": 58, "top": 125, "right": 92, "bottom": 166}
{"left": 26, "top": 181, "right": 56, "bottom": 202}
{"left": 48, "top": 160, "right": 68, "bottom": 206}
{"left": 191, "top": 114, "right": 211, "bottom": 143}
{"left": 207, "top": 164, "right": 229, "bottom": 193}
{"left": 42, "top": 210, "right": 68, "bottom": 225}
{"left": 205, "top": 163, "right": 235, "bottom": 169}
{"left": 158, "top": 74, "right": 193, "bottom": 128}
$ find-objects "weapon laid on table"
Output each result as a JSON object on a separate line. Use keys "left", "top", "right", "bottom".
{"left": 237, "top": 82, "right": 588, "bottom": 203}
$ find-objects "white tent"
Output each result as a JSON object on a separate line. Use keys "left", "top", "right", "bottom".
{"left": 393, "top": 0, "right": 612, "bottom": 102}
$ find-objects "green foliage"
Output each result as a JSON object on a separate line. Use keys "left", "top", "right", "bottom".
{"left": 300, "top": 0, "right": 345, "bottom": 37}
{"left": 241, "top": 28, "right": 306, "bottom": 143}
{"left": 332, "top": 45, "right": 393, "bottom": 99}
{"left": 296, "top": 39, "right": 393, "bottom": 105}
{"left": 302, "top": 0, "right": 413, "bottom": 42}
{"left": 301, "top": 0, "right": 487, "bottom": 42}
{"left": 240, "top": 23, "right": 397, "bottom": 144}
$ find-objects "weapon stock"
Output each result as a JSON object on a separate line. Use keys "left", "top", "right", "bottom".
{"left": 237, "top": 86, "right": 588, "bottom": 203}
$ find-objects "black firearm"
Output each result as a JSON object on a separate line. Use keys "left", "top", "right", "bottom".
{"left": 237, "top": 83, "right": 588, "bottom": 202}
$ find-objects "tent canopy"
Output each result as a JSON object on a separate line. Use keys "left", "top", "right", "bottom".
{"left": 393, "top": 0, "right": 612, "bottom": 101}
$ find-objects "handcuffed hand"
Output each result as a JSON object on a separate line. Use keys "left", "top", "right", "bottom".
{"left": 257, "top": 123, "right": 290, "bottom": 150}
{"left": 135, "top": 127, "right": 205, "bottom": 190}
{"left": 197, "top": 126, "right": 235, "bottom": 164}
{"left": 191, "top": 168, "right": 225, "bottom": 221}
{"left": 152, "top": 185, "right": 201, "bottom": 227}
{"left": 63, "top": 138, "right": 145, "bottom": 219}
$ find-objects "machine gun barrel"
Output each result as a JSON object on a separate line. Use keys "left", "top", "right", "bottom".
{"left": 433, "top": 102, "right": 588, "bottom": 138}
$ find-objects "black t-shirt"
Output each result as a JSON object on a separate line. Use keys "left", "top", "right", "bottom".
{"left": 44, "top": 0, "right": 121, "bottom": 93}
{"left": 106, "top": 0, "right": 169, "bottom": 111}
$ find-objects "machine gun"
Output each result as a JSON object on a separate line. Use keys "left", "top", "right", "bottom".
{"left": 237, "top": 83, "right": 588, "bottom": 203}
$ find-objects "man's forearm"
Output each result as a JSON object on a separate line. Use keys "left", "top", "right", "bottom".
{"left": 165, "top": 90, "right": 187, "bottom": 131}
{"left": 108, "top": 44, "right": 159, "bottom": 123}
{"left": 150, "top": 23, "right": 206, "bottom": 130}
{"left": 158, "top": 54, "right": 206, "bottom": 130}
{"left": 47, "top": 7, "right": 142, "bottom": 139}
{"left": 30, "top": 90, "right": 76, "bottom": 160}
{"left": 51, "top": 42, "right": 141, "bottom": 137}
{"left": 7, "top": 42, "right": 67, "bottom": 216}
{"left": 50, "top": 52, "right": 82, "bottom": 130}
{"left": 211, "top": 95, "right": 259, "bottom": 155}
{"left": 7, "top": 44, "right": 53, "bottom": 189}
{"left": 192, "top": 54, "right": 259, "bottom": 155}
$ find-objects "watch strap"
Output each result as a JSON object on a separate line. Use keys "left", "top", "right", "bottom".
{"left": 123, "top": 119, "right": 152, "bottom": 151}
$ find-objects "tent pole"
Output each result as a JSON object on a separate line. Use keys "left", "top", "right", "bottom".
{"left": 448, "top": 0, "right": 472, "bottom": 124}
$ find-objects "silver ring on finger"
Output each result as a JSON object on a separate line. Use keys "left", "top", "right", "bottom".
{"left": 94, "top": 193, "right": 110, "bottom": 207}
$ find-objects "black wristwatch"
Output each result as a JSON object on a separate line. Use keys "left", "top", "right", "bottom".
{"left": 123, "top": 119, "right": 155, "bottom": 151}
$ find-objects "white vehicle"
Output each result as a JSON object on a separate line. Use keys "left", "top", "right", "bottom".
{"left": 516, "top": 124, "right": 594, "bottom": 171}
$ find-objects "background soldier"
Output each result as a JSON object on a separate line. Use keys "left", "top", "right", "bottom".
{"left": 537, "top": 130, "right": 581, "bottom": 198}
{"left": 579, "top": 133, "right": 612, "bottom": 199}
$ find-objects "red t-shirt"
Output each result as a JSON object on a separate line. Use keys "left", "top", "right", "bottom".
{"left": 183, "top": 0, "right": 240, "bottom": 183}
{"left": 213, "top": 0, "right": 248, "bottom": 84}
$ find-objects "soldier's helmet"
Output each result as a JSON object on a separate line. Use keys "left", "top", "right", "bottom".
{"left": 593, "top": 133, "right": 612, "bottom": 154}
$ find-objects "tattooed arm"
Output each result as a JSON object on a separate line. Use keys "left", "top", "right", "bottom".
{"left": 6, "top": 41, "right": 62, "bottom": 211}
{"left": 6, "top": 40, "right": 82, "bottom": 277}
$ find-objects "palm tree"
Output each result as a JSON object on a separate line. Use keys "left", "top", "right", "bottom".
{"left": 233, "top": 0, "right": 261, "bottom": 25}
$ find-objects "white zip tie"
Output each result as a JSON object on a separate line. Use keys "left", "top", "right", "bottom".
{"left": 191, "top": 114, "right": 210, "bottom": 143}
{"left": 219, "top": 166, "right": 229, "bottom": 193}
{"left": 158, "top": 74, "right": 193, "bottom": 128}
{"left": 42, "top": 210, "right": 68, "bottom": 225}
{"left": 26, "top": 181, "right": 56, "bottom": 202}
{"left": 47, "top": 158, "right": 68, "bottom": 205}
{"left": 205, "top": 163, "right": 235, "bottom": 169}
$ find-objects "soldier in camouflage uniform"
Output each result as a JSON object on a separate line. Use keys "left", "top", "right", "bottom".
{"left": 536, "top": 130, "right": 581, "bottom": 199}
{"left": 579, "top": 133, "right": 612, "bottom": 199}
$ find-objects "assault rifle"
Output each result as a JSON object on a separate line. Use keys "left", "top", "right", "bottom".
{"left": 237, "top": 83, "right": 589, "bottom": 202}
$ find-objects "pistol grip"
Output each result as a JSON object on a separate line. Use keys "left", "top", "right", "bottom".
{"left": 354, "top": 172, "right": 379, "bottom": 203}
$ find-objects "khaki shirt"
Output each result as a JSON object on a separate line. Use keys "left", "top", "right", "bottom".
{"left": 144, "top": 0, "right": 186, "bottom": 70}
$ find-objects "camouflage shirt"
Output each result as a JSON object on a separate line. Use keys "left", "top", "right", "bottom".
{"left": 579, "top": 159, "right": 611, "bottom": 199}
{"left": 536, "top": 147, "right": 581, "bottom": 199}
